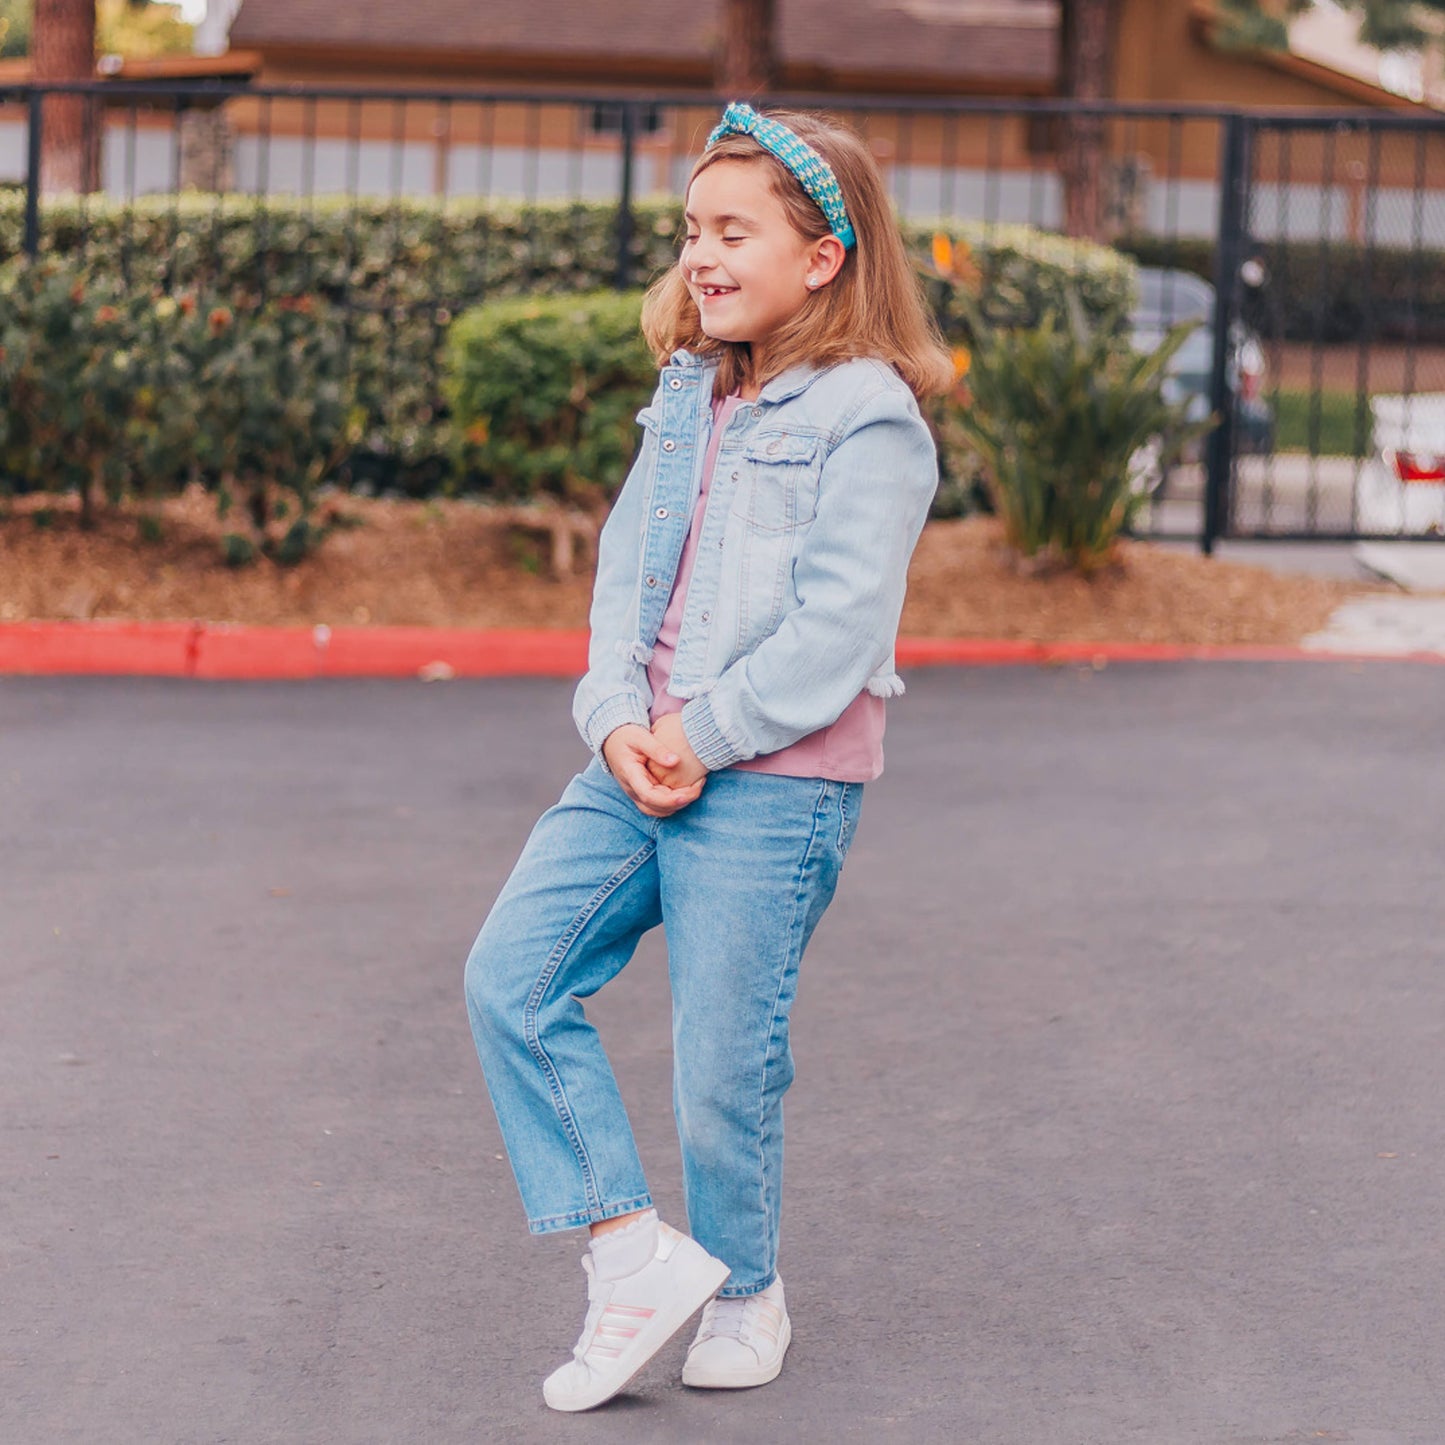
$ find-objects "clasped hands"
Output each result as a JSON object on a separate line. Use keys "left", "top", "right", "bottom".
{"left": 601, "top": 713, "right": 707, "bottom": 818}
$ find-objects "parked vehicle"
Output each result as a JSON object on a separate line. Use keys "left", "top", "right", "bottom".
{"left": 1128, "top": 267, "right": 1274, "bottom": 489}
{"left": 1357, "top": 392, "right": 1445, "bottom": 535}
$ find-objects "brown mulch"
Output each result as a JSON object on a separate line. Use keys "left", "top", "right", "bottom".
{"left": 0, "top": 486, "right": 1373, "bottom": 646}
{"left": 901, "top": 520, "right": 1369, "bottom": 645}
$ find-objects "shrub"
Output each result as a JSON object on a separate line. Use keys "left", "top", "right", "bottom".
{"left": 0, "top": 195, "right": 1143, "bottom": 501}
{"left": 174, "top": 291, "right": 359, "bottom": 561}
{"left": 920, "top": 229, "right": 1139, "bottom": 523}
{"left": 438, "top": 221, "right": 1133, "bottom": 515}
{"left": 0, "top": 259, "right": 190, "bottom": 526}
{"left": 0, "top": 252, "right": 357, "bottom": 560}
{"left": 445, "top": 291, "right": 655, "bottom": 505}
{"left": 0, "top": 194, "right": 686, "bottom": 497}
{"left": 920, "top": 221, "right": 1137, "bottom": 343}
{"left": 947, "top": 285, "right": 1202, "bottom": 571}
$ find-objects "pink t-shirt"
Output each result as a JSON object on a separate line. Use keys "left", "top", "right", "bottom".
{"left": 647, "top": 394, "right": 885, "bottom": 781}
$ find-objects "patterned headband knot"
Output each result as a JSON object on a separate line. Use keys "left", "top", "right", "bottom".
{"left": 705, "top": 102, "right": 857, "bottom": 251}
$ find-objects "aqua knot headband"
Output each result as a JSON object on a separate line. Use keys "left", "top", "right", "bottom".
{"left": 706, "top": 102, "right": 857, "bottom": 251}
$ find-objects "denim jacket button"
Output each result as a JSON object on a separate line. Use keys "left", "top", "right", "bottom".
{"left": 701, "top": 611, "right": 711, "bottom": 622}
{"left": 751, "top": 407, "right": 763, "bottom": 418}
{"left": 669, "top": 377, "right": 682, "bottom": 390}
{"left": 655, "top": 507, "right": 668, "bottom": 518}
{"left": 731, "top": 470, "right": 739, "bottom": 481}
{"left": 646, "top": 576, "right": 658, "bottom": 587}
{"left": 662, "top": 439, "right": 677, "bottom": 452}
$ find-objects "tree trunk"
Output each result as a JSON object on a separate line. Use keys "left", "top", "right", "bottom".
{"left": 32, "top": 0, "right": 100, "bottom": 195}
{"left": 717, "top": 0, "right": 776, "bottom": 96}
{"left": 1059, "top": 0, "right": 1112, "bottom": 241}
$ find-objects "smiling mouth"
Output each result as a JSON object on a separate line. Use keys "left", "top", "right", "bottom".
{"left": 697, "top": 285, "right": 738, "bottom": 299}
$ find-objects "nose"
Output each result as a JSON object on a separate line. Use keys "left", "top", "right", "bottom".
{"left": 686, "top": 238, "right": 718, "bottom": 277}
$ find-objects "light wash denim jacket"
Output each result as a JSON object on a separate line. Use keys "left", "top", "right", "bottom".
{"left": 572, "top": 348, "right": 939, "bottom": 771}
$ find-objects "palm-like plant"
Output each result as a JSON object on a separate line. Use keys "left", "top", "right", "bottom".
{"left": 926, "top": 234, "right": 1206, "bottom": 572}
{"left": 956, "top": 290, "right": 1204, "bottom": 571}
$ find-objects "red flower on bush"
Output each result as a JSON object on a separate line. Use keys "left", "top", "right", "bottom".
{"left": 95, "top": 305, "right": 120, "bottom": 324}
{"left": 208, "top": 307, "right": 234, "bottom": 336}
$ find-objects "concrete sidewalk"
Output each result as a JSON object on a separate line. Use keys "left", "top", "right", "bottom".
{"left": 4, "top": 668, "right": 1444, "bottom": 1444}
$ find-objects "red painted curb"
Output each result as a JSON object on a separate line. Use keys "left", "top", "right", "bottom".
{"left": 193, "top": 624, "right": 323, "bottom": 680}
{"left": 0, "top": 619, "right": 197, "bottom": 676}
{"left": 0, "top": 620, "right": 1441, "bottom": 678}
{"left": 319, "top": 626, "right": 590, "bottom": 678}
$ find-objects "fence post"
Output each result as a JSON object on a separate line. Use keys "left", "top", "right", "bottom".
{"left": 24, "top": 90, "right": 43, "bottom": 259}
{"left": 614, "top": 101, "right": 637, "bottom": 291}
{"left": 1203, "top": 113, "right": 1251, "bottom": 555}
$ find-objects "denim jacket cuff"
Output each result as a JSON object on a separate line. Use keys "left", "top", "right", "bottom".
{"left": 584, "top": 691, "right": 652, "bottom": 763}
{"left": 680, "top": 696, "right": 746, "bottom": 772}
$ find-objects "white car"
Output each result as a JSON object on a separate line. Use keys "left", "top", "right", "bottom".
{"left": 1357, "top": 393, "right": 1445, "bottom": 536}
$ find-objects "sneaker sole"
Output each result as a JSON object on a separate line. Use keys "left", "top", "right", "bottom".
{"left": 682, "top": 1314, "right": 792, "bottom": 1389}
{"left": 543, "top": 1250, "right": 733, "bottom": 1412}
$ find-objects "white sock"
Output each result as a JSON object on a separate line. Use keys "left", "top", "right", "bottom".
{"left": 589, "top": 1209, "right": 659, "bottom": 1282}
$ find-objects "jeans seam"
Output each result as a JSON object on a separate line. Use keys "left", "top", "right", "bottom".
{"left": 522, "top": 838, "right": 657, "bottom": 1219}
{"left": 754, "top": 777, "right": 832, "bottom": 1279}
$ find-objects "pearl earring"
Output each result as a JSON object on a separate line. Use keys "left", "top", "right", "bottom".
{"left": 807, "top": 278, "right": 820, "bottom": 288}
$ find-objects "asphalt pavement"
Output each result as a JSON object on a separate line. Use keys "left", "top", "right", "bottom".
{"left": 4, "top": 665, "right": 1444, "bottom": 1445}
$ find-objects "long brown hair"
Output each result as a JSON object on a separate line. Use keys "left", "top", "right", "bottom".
{"left": 641, "top": 109, "right": 954, "bottom": 402}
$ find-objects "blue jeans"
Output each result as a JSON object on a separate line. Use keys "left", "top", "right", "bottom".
{"left": 464, "top": 760, "right": 862, "bottom": 1297}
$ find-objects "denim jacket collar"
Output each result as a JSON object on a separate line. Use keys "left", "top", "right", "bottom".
{"left": 666, "top": 349, "right": 832, "bottom": 406}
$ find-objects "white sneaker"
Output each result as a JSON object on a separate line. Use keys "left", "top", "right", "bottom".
{"left": 681, "top": 1276, "right": 791, "bottom": 1389}
{"left": 542, "top": 1222, "right": 731, "bottom": 1413}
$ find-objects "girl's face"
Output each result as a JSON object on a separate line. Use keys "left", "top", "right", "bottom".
{"left": 681, "top": 159, "right": 827, "bottom": 367}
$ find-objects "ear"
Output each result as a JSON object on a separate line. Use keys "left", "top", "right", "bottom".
{"left": 806, "top": 234, "right": 847, "bottom": 289}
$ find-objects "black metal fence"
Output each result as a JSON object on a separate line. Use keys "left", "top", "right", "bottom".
{"left": 4, "top": 82, "right": 1445, "bottom": 546}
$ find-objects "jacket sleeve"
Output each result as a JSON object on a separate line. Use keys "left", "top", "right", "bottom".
{"left": 679, "top": 386, "right": 938, "bottom": 770}
{"left": 571, "top": 392, "right": 661, "bottom": 758}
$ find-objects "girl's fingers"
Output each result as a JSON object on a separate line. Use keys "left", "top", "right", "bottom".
{"left": 628, "top": 728, "right": 680, "bottom": 769}
{"left": 619, "top": 757, "right": 681, "bottom": 809}
{"left": 621, "top": 758, "right": 704, "bottom": 816}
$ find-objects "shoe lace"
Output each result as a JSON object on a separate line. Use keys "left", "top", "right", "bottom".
{"left": 697, "top": 1294, "right": 749, "bottom": 1343}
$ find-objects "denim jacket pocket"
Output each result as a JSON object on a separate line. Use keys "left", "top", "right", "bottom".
{"left": 733, "top": 432, "right": 825, "bottom": 534}
{"left": 725, "top": 433, "right": 825, "bottom": 649}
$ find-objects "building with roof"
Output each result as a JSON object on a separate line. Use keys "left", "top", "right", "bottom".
{"left": 0, "top": 0, "right": 1440, "bottom": 244}
{"left": 225, "top": 0, "right": 1060, "bottom": 96}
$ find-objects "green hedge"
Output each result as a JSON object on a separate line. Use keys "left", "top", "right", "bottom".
{"left": 0, "top": 194, "right": 1132, "bottom": 510}
{"left": 1117, "top": 232, "right": 1445, "bottom": 345}
{"left": 442, "top": 229, "right": 1132, "bottom": 513}
{"left": 0, "top": 193, "right": 687, "bottom": 495}
{"left": 924, "top": 220, "right": 1136, "bottom": 341}
{"left": 0, "top": 254, "right": 357, "bottom": 562}
{"left": 445, "top": 292, "right": 656, "bottom": 504}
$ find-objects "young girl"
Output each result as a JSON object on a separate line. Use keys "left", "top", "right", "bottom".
{"left": 464, "top": 102, "right": 952, "bottom": 1413}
